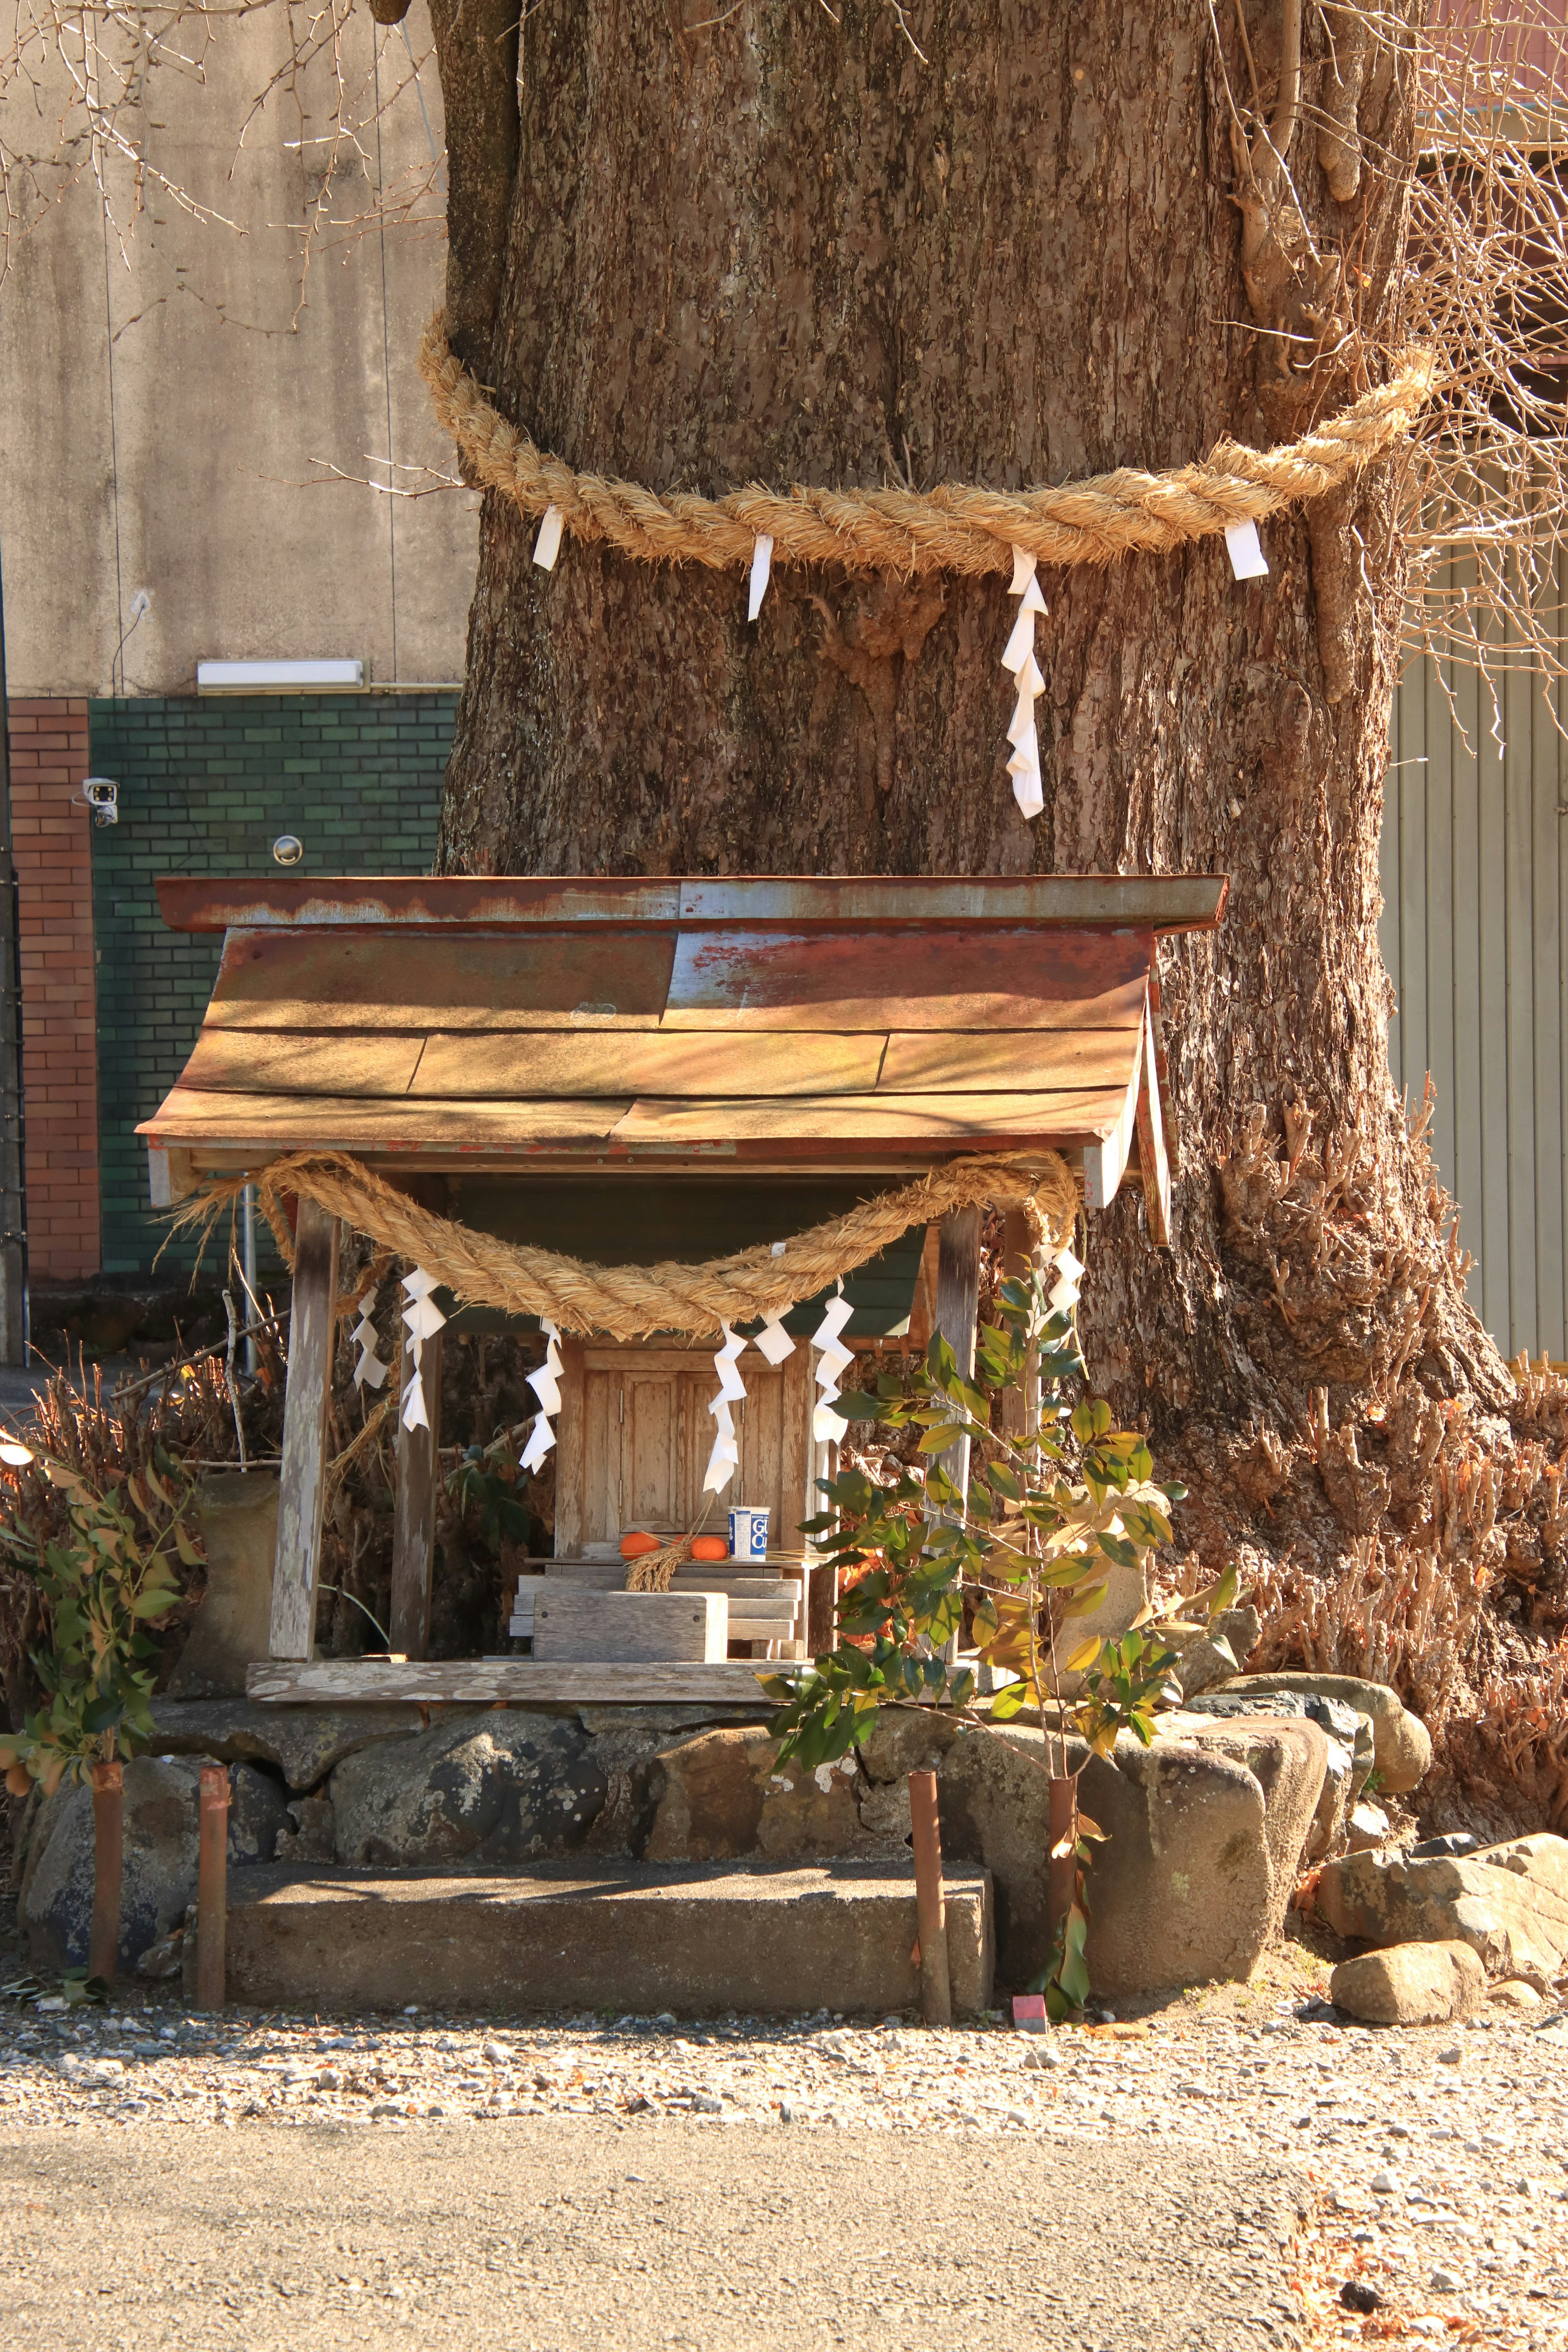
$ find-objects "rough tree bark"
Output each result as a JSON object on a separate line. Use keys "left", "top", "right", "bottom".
{"left": 423, "top": 0, "right": 1568, "bottom": 1825}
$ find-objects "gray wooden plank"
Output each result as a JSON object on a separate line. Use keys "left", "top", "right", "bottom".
{"left": 390, "top": 1326, "right": 442, "bottom": 1659}
{"left": 268, "top": 1198, "right": 339, "bottom": 1661}
{"left": 246, "top": 1659, "right": 792, "bottom": 1704}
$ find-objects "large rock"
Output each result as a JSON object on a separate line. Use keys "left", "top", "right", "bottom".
{"left": 858, "top": 1706, "right": 1327, "bottom": 1993}
{"left": 1186, "top": 1688, "right": 1372, "bottom": 1859}
{"left": 1206, "top": 1673, "right": 1432, "bottom": 1793}
{"left": 1169, "top": 1606, "right": 1262, "bottom": 1700}
{"left": 24, "top": 1757, "right": 290, "bottom": 1972}
{"left": 1316, "top": 1833, "right": 1568, "bottom": 1978}
{"left": 328, "top": 1713, "right": 609, "bottom": 1865}
{"left": 1330, "top": 1941, "right": 1486, "bottom": 2026}
{"left": 645, "top": 1727, "right": 866, "bottom": 1862}
{"left": 1053, "top": 1559, "right": 1149, "bottom": 1700}
{"left": 167, "top": 1474, "right": 279, "bottom": 1698}
{"left": 148, "top": 1697, "right": 430, "bottom": 1794}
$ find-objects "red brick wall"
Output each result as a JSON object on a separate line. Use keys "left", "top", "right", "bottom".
{"left": 5, "top": 700, "right": 99, "bottom": 1280}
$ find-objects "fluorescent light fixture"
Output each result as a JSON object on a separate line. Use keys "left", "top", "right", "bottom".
{"left": 197, "top": 657, "right": 364, "bottom": 692}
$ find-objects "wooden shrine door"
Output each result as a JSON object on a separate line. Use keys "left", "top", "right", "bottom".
{"left": 552, "top": 1342, "right": 818, "bottom": 1557}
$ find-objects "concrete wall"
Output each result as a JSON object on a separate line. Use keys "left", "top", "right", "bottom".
{"left": 0, "top": 4, "right": 476, "bottom": 696}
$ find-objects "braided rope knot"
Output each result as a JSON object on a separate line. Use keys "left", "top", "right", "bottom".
{"left": 419, "top": 311, "right": 1434, "bottom": 579}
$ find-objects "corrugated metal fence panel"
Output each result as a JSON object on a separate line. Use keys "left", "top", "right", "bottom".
{"left": 1381, "top": 609, "right": 1568, "bottom": 1361}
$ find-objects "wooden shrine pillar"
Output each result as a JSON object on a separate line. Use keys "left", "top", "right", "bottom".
{"left": 933, "top": 1204, "right": 982, "bottom": 1662}
{"left": 269, "top": 1199, "right": 339, "bottom": 1661}
{"left": 390, "top": 1328, "right": 442, "bottom": 1658}
{"left": 935, "top": 1204, "right": 982, "bottom": 1465}
{"left": 998, "top": 1205, "right": 1045, "bottom": 1445}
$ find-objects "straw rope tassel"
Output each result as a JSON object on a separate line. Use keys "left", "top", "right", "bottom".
{"left": 171, "top": 1150, "right": 1078, "bottom": 1344}
{"left": 419, "top": 311, "right": 1434, "bottom": 580}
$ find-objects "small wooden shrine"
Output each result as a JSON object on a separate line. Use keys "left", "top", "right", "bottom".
{"left": 139, "top": 873, "right": 1226, "bottom": 1706}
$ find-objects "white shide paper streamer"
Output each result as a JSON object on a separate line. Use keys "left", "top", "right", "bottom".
{"left": 702, "top": 1321, "right": 750, "bottom": 1495}
{"left": 532, "top": 503, "right": 565, "bottom": 572}
{"left": 520, "top": 1318, "right": 564, "bottom": 1474}
{"left": 350, "top": 1288, "right": 390, "bottom": 1392}
{"left": 1050, "top": 1245, "right": 1085, "bottom": 1315}
{"left": 809, "top": 1293, "right": 856, "bottom": 1443}
{"left": 753, "top": 1309, "right": 796, "bottom": 1366}
{"left": 748, "top": 534, "right": 774, "bottom": 622}
{"left": 399, "top": 1270, "right": 448, "bottom": 1433}
{"left": 1001, "top": 545, "right": 1048, "bottom": 821}
{"left": 1224, "top": 518, "right": 1269, "bottom": 580}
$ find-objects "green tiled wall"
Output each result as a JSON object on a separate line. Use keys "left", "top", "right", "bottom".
{"left": 89, "top": 693, "right": 453, "bottom": 1274}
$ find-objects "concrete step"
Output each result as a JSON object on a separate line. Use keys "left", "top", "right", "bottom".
{"left": 205, "top": 1860, "right": 994, "bottom": 2019}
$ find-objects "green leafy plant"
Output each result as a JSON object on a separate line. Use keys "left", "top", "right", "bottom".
{"left": 0, "top": 1448, "right": 198, "bottom": 1799}
{"left": 761, "top": 1265, "right": 1239, "bottom": 2018}
{"left": 449, "top": 1443, "right": 535, "bottom": 1557}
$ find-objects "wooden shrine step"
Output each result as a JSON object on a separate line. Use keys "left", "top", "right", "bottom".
{"left": 246, "top": 1659, "right": 797, "bottom": 1705}
{"left": 205, "top": 1859, "right": 995, "bottom": 2019}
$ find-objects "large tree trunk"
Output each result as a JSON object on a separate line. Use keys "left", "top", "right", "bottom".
{"left": 428, "top": 0, "right": 1565, "bottom": 1828}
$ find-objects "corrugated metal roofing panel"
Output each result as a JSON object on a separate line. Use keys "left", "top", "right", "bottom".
{"left": 156, "top": 873, "right": 1228, "bottom": 935}
{"left": 409, "top": 1032, "right": 887, "bottom": 1099}
{"left": 147, "top": 1089, "right": 634, "bottom": 1149}
{"left": 662, "top": 927, "right": 1152, "bottom": 1031}
{"left": 202, "top": 927, "right": 676, "bottom": 1031}
{"left": 608, "top": 1089, "right": 1131, "bottom": 1146}
{"left": 876, "top": 1031, "right": 1133, "bottom": 1092}
{"left": 180, "top": 1033, "right": 427, "bottom": 1098}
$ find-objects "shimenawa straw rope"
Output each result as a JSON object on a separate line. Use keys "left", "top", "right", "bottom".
{"left": 419, "top": 310, "right": 1434, "bottom": 580}
{"left": 172, "top": 1149, "right": 1080, "bottom": 1344}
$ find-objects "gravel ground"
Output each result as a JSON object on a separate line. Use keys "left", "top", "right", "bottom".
{"left": 0, "top": 2114, "right": 1303, "bottom": 2352}
{"left": 2, "top": 1966, "right": 1566, "bottom": 2348}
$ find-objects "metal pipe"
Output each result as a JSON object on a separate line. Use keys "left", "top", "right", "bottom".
{"left": 908, "top": 1768, "right": 952, "bottom": 2028}
{"left": 87, "top": 1760, "right": 123, "bottom": 1985}
{"left": 196, "top": 1764, "right": 229, "bottom": 2011}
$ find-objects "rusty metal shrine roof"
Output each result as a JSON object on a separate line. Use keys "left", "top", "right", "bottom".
{"left": 140, "top": 874, "right": 1228, "bottom": 1236}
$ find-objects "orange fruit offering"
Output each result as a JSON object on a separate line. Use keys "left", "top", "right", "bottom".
{"left": 690, "top": 1536, "right": 728, "bottom": 1561}
{"left": 619, "top": 1530, "right": 661, "bottom": 1559}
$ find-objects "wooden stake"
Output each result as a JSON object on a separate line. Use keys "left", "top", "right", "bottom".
{"left": 390, "top": 1325, "right": 442, "bottom": 1658}
{"left": 908, "top": 1768, "right": 952, "bottom": 2028}
{"left": 270, "top": 1198, "right": 339, "bottom": 1661}
{"left": 196, "top": 1763, "right": 229, "bottom": 2011}
{"left": 87, "top": 1759, "right": 122, "bottom": 1985}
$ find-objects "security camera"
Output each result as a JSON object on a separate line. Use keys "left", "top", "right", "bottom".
{"left": 80, "top": 778, "right": 118, "bottom": 826}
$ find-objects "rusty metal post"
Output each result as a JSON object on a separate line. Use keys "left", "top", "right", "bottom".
{"left": 87, "top": 1760, "right": 123, "bottom": 1984}
{"left": 196, "top": 1764, "right": 230, "bottom": 2011}
{"left": 908, "top": 1769, "right": 952, "bottom": 2028}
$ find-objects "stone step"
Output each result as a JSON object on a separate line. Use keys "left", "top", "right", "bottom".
{"left": 204, "top": 1859, "right": 994, "bottom": 2019}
